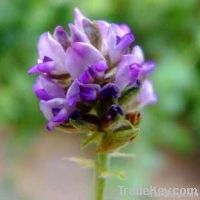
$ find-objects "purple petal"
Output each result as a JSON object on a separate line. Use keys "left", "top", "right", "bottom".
{"left": 129, "top": 64, "right": 141, "bottom": 83}
{"left": 117, "top": 24, "right": 131, "bottom": 36}
{"left": 136, "top": 80, "right": 157, "bottom": 107}
{"left": 37, "top": 32, "right": 67, "bottom": 74}
{"left": 46, "top": 107, "right": 69, "bottom": 131}
{"left": 96, "top": 20, "right": 110, "bottom": 38}
{"left": 33, "top": 76, "right": 65, "bottom": 100}
{"left": 43, "top": 56, "right": 53, "bottom": 62}
{"left": 78, "top": 61, "right": 107, "bottom": 84}
{"left": 66, "top": 80, "right": 81, "bottom": 106}
{"left": 74, "top": 8, "right": 86, "bottom": 29}
{"left": 100, "top": 83, "right": 120, "bottom": 99}
{"left": 82, "top": 18, "right": 98, "bottom": 41}
{"left": 115, "top": 58, "right": 141, "bottom": 91}
{"left": 66, "top": 79, "right": 100, "bottom": 105}
{"left": 34, "top": 89, "right": 51, "bottom": 100}
{"left": 107, "top": 26, "right": 134, "bottom": 65}
{"left": 96, "top": 22, "right": 133, "bottom": 64}
{"left": 97, "top": 21, "right": 130, "bottom": 40}
{"left": 28, "top": 61, "right": 55, "bottom": 75}
{"left": 78, "top": 70, "right": 94, "bottom": 84}
{"left": 116, "top": 33, "right": 134, "bottom": 52}
{"left": 69, "top": 24, "right": 89, "bottom": 43}
{"left": 52, "top": 108, "right": 69, "bottom": 123}
{"left": 40, "top": 98, "right": 66, "bottom": 120}
{"left": 40, "top": 98, "right": 72, "bottom": 130}
{"left": 92, "top": 60, "right": 108, "bottom": 72}
{"left": 78, "top": 81, "right": 100, "bottom": 101}
{"left": 65, "top": 42, "right": 106, "bottom": 79}
{"left": 131, "top": 45, "right": 144, "bottom": 64}
{"left": 141, "top": 61, "right": 155, "bottom": 77}
{"left": 89, "top": 61, "right": 108, "bottom": 79}
{"left": 54, "top": 26, "right": 70, "bottom": 49}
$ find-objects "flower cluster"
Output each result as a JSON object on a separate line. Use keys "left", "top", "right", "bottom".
{"left": 28, "top": 9, "right": 157, "bottom": 142}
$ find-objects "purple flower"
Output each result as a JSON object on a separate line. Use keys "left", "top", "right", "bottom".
{"left": 28, "top": 8, "right": 156, "bottom": 130}
{"left": 115, "top": 45, "right": 155, "bottom": 91}
{"left": 96, "top": 21, "right": 134, "bottom": 65}
{"left": 28, "top": 32, "right": 68, "bottom": 75}
{"left": 40, "top": 98, "right": 70, "bottom": 130}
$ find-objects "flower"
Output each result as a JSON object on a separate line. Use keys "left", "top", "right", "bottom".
{"left": 28, "top": 8, "right": 157, "bottom": 131}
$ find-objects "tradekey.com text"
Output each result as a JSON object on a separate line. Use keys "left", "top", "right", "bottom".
{"left": 119, "top": 185, "right": 199, "bottom": 198}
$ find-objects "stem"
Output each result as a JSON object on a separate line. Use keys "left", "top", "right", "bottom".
{"left": 95, "top": 152, "right": 109, "bottom": 200}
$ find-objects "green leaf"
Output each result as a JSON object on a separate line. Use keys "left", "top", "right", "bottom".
{"left": 67, "top": 157, "right": 95, "bottom": 169}
{"left": 110, "top": 152, "right": 136, "bottom": 159}
{"left": 100, "top": 170, "right": 127, "bottom": 180}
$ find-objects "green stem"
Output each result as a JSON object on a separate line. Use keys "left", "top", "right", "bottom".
{"left": 95, "top": 153, "right": 109, "bottom": 200}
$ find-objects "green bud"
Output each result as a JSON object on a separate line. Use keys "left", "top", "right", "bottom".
{"left": 98, "top": 122, "right": 139, "bottom": 153}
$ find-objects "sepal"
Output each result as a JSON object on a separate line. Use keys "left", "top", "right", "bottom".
{"left": 81, "top": 132, "right": 101, "bottom": 148}
{"left": 98, "top": 120, "right": 139, "bottom": 153}
{"left": 119, "top": 84, "right": 140, "bottom": 105}
{"left": 69, "top": 118, "right": 97, "bottom": 132}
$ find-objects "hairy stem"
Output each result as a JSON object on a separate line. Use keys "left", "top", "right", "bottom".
{"left": 95, "top": 152, "right": 109, "bottom": 200}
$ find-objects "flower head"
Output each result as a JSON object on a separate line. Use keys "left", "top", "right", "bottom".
{"left": 28, "top": 8, "right": 157, "bottom": 137}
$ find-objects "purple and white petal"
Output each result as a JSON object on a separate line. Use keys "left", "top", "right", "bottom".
{"left": 115, "top": 24, "right": 131, "bottom": 37}
{"left": 40, "top": 98, "right": 71, "bottom": 130}
{"left": 78, "top": 70, "right": 94, "bottom": 84}
{"left": 116, "top": 33, "right": 134, "bottom": 53}
{"left": 37, "top": 32, "right": 68, "bottom": 74}
{"left": 136, "top": 80, "right": 157, "bottom": 107}
{"left": 78, "top": 61, "right": 107, "bottom": 83}
{"left": 69, "top": 24, "right": 89, "bottom": 43}
{"left": 52, "top": 108, "right": 69, "bottom": 123}
{"left": 54, "top": 26, "right": 70, "bottom": 49}
{"left": 96, "top": 20, "right": 110, "bottom": 38}
{"left": 40, "top": 98, "right": 66, "bottom": 120}
{"left": 66, "top": 80, "right": 81, "bottom": 106}
{"left": 115, "top": 56, "right": 141, "bottom": 91}
{"left": 33, "top": 76, "right": 65, "bottom": 100}
{"left": 28, "top": 61, "right": 55, "bottom": 75}
{"left": 141, "top": 61, "right": 155, "bottom": 77}
{"left": 131, "top": 45, "right": 144, "bottom": 64}
{"left": 65, "top": 42, "right": 106, "bottom": 79}
{"left": 74, "top": 8, "right": 86, "bottom": 29}
{"left": 78, "top": 81, "right": 100, "bottom": 101}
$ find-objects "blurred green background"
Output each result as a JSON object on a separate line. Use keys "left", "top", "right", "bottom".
{"left": 0, "top": 0, "right": 200, "bottom": 199}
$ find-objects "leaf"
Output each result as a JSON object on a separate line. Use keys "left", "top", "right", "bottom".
{"left": 110, "top": 152, "right": 136, "bottom": 159}
{"left": 66, "top": 157, "right": 95, "bottom": 169}
{"left": 100, "top": 170, "right": 127, "bottom": 180}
